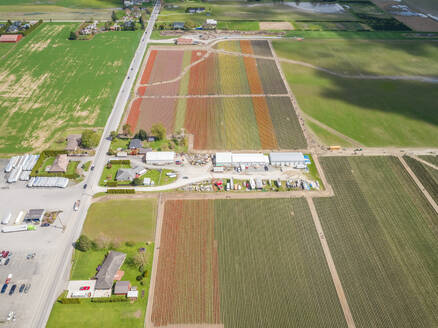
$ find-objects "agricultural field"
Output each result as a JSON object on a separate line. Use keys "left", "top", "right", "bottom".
{"left": 151, "top": 199, "right": 347, "bottom": 327}
{"left": 273, "top": 39, "right": 438, "bottom": 77}
{"left": 127, "top": 42, "right": 306, "bottom": 150}
{"left": 404, "top": 156, "right": 438, "bottom": 203}
{"left": 419, "top": 155, "right": 438, "bottom": 167}
{"left": 281, "top": 63, "right": 438, "bottom": 147}
{"left": 0, "top": 23, "right": 142, "bottom": 154}
{"left": 314, "top": 156, "right": 438, "bottom": 328}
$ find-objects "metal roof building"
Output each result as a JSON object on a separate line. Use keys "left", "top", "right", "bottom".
{"left": 269, "top": 152, "right": 307, "bottom": 168}
{"left": 145, "top": 151, "right": 175, "bottom": 165}
{"left": 215, "top": 152, "right": 269, "bottom": 167}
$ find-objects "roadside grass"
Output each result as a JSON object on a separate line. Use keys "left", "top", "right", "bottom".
{"left": 281, "top": 63, "right": 438, "bottom": 147}
{"left": 82, "top": 161, "right": 91, "bottom": 172}
{"left": 304, "top": 154, "right": 323, "bottom": 188}
{"left": 315, "top": 156, "right": 438, "bottom": 328}
{"left": 0, "top": 0, "right": 120, "bottom": 9}
{"left": 273, "top": 39, "right": 438, "bottom": 76}
{"left": 150, "top": 30, "right": 177, "bottom": 40}
{"left": 142, "top": 169, "right": 176, "bottom": 186}
{"left": 0, "top": 23, "right": 142, "bottom": 154}
{"left": 306, "top": 120, "right": 353, "bottom": 147}
{"left": 217, "top": 20, "right": 259, "bottom": 31}
{"left": 82, "top": 198, "right": 157, "bottom": 243}
{"left": 110, "top": 137, "right": 130, "bottom": 152}
{"left": 283, "top": 30, "right": 438, "bottom": 40}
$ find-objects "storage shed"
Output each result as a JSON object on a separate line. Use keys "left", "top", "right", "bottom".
{"left": 269, "top": 152, "right": 307, "bottom": 168}
{"left": 145, "top": 152, "right": 175, "bottom": 165}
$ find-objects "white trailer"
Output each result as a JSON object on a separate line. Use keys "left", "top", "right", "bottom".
{"left": 15, "top": 211, "right": 24, "bottom": 225}
{"left": 2, "top": 225, "right": 28, "bottom": 233}
{"left": 249, "top": 178, "right": 256, "bottom": 190}
{"left": 1, "top": 212, "right": 12, "bottom": 225}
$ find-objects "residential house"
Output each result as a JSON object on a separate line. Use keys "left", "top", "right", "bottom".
{"left": 115, "top": 166, "right": 147, "bottom": 181}
{"left": 49, "top": 154, "right": 69, "bottom": 173}
{"left": 65, "top": 134, "right": 81, "bottom": 152}
{"left": 129, "top": 138, "right": 142, "bottom": 150}
{"left": 94, "top": 251, "right": 127, "bottom": 298}
{"left": 186, "top": 7, "right": 205, "bottom": 13}
{"left": 173, "top": 22, "right": 185, "bottom": 30}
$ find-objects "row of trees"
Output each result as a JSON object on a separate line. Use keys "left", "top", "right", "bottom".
{"left": 119, "top": 123, "right": 166, "bottom": 141}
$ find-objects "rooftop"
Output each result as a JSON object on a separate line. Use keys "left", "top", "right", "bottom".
{"left": 95, "top": 251, "right": 127, "bottom": 290}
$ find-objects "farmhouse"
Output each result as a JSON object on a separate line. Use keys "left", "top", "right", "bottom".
{"left": 186, "top": 7, "right": 205, "bottom": 13}
{"left": 49, "top": 154, "right": 69, "bottom": 173}
{"left": 65, "top": 134, "right": 81, "bottom": 152}
{"left": 94, "top": 251, "right": 127, "bottom": 298}
{"left": 215, "top": 152, "right": 269, "bottom": 167}
{"left": 145, "top": 151, "right": 175, "bottom": 165}
{"left": 269, "top": 152, "right": 307, "bottom": 168}
{"left": 0, "top": 34, "right": 22, "bottom": 43}
{"left": 114, "top": 281, "right": 131, "bottom": 295}
{"left": 129, "top": 138, "right": 142, "bottom": 149}
{"left": 67, "top": 280, "right": 96, "bottom": 298}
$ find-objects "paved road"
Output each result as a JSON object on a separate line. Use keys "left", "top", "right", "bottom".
{"left": 31, "top": 2, "right": 161, "bottom": 327}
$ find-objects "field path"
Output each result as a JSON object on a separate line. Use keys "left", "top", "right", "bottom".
{"left": 145, "top": 193, "right": 165, "bottom": 328}
{"left": 398, "top": 155, "right": 438, "bottom": 214}
{"left": 306, "top": 197, "right": 357, "bottom": 328}
{"left": 409, "top": 154, "right": 438, "bottom": 171}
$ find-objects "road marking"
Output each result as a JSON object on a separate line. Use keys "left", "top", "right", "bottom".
{"left": 306, "top": 197, "right": 356, "bottom": 328}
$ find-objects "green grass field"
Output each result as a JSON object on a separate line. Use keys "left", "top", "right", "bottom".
{"left": 404, "top": 156, "right": 438, "bottom": 203}
{"left": 315, "top": 156, "right": 438, "bottom": 328}
{"left": 153, "top": 199, "right": 346, "bottom": 327}
{"left": 419, "top": 155, "right": 438, "bottom": 167}
{"left": 0, "top": 23, "right": 142, "bottom": 154}
{"left": 83, "top": 198, "right": 157, "bottom": 243}
{"left": 281, "top": 63, "right": 438, "bottom": 147}
{"left": 273, "top": 39, "right": 438, "bottom": 76}
{"left": 306, "top": 120, "right": 353, "bottom": 147}
{"left": 0, "top": 0, "right": 119, "bottom": 8}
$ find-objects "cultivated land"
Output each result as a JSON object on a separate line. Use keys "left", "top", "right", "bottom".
{"left": 82, "top": 198, "right": 157, "bottom": 243}
{"left": 281, "top": 63, "right": 438, "bottom": 147}
{"left": 0, "top": 23, "right": 142, "bottom": 154}
{"left": 151, "top": 199, "right": 347, "bottom": 328}
{"left": 404, "top": 156, "right": 438, "bottom": 203}
{"left": 127, "top": 41, "right": 307, "bottom": 150}
{"left": 314, "top": 156, "right": 438, "bottom": 328}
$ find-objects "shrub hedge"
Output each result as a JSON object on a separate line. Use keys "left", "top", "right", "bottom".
{"left": 91, "top": 296, "right": 128, "bottom": 303}
{"left": 109, "top": 160, "right": 130, "bottom": 164}
{"left": 59, "top": 298, "right": 81, "bottom": 304}
{"left": 107, "top": 189, "right": 135, "bottom": 194}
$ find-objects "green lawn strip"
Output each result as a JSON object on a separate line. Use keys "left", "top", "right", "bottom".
{"left": 0, "top": 23, "right": 142, "bottom": 154}
{"left": 66, "top": 161, "right": 79, "bottom": 175}
{"left": 110, "top": 137, "right": 130, "bottom": 152}
{"left": 217, "top": 20, "right": 259, "bottom": 31}
{"left": 82, "top": 161, "right": 91, "bottom": 172}
{"left": 281, "top": 63, "right": 438, "bottom": 147}
{"left": 283, "top": 30, "right": 438, "bottom": 40}
{"left": 99, "top": 163, "right": 131, "bottom": 186}
{"left": 266, "top": 96, "right": 307, "bottom": 149}
{"left": 273, "top": 39, "right": 438, "bottom": 76}
{"left": 419, "top": 155, "right": 438, "bottom": 167}
{"left": 306, "top": 120, "right": 353, "bottom": 147}
{"left": 304, "top": 153, "right": 323, "bottom": 189}
{"left": 214, "top": 198, "right": 347, "bottom": 327}
{"left": 82, "top": 198, "right": 157, "bottom": 243}
{"left": 150, "top": 30, "right": 177, "bottom": 40}
{"left": 142, "top": 169, "right": 176, "bottom": 186}
{"left": 315, "top": 156, "right": 438, "bottom": 328}
{"left": 404, "top": 156, "right": 438, "bottom": 203}
{"left": 222, "top": 97, "right": 261, "bottom": 150}
{"left": 0, "top": 0, "right": 120, "bottom": 9}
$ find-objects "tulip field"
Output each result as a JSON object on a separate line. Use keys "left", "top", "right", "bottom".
{"left": 314, "top": 156, "right": 438, "bottom": 328}
{"left": 126, "top": 43, "right": 306, "bottom": 149}
{"left": 151, "top": 198, "right": 347, "bottom": 327}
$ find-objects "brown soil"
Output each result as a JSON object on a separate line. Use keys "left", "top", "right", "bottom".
{"left": 148, "top": 50, "right": 185, "bottom": 83}
{"left": 137, "top": 98, "right": 177, "bottom": 133}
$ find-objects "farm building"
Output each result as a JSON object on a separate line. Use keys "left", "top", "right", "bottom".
{"left": 269, "top": 152, "right": 307, "bottom": 168}
{"left": 145, "top": 152, "right": 175, "bottom": 165}
{"left": 129, "top": 138, "right": 142, "bottom": 149}
{"left": 0, "top": 34, "right": 22, "bottom": 43}
{"left": 203, "top": 19, "right": 217, "bottom": 29}
{"left": 94, "top": 251, "right": 127, "bottom": 298}
{"left": 215, "top": 152, "right": 269, "bottom": 167}
{"left": 67, "top": 280, "right": 96, "bottom": 298}
{"left": 65, "top": 134, "right": 81, "bottom": 152}
{"left": 23, "top": 209, "right": 44, "bottom": 223}
{"left": 114, "top": 281, "right": 131, "bottom": 295}
{"left": 49, "top": 154, "right": 69, "bottom": 173}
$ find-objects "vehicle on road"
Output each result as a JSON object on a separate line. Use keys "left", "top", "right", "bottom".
{"left": 74, "top": 200, "right": 80, "bottom": 211}
{"left": 41, "top": 223, "right": 50, "bottom": 227}
{"left": 4, "top": 258, "right": 10, "bottom": 265}
{"left": 26, "top": 253, "right": 36, "bottom": 260}
{"left": 2, "top": 250, "right": 9, "bottom": 258}
{"left": 19, "top": 284, "right": 25, "bottom": 293}
{"left": 183, "top": 176, "right": 189, "bottom": 179}
{"left": 1, "top": 284, "right": 7, "bottom": 294}
{"left": 83, "top": 184, "right": 87, "bottom": 189}
{"left": 90, "top": 165, "right": 95, "bottom": 171}
{"left": 24, "top": 284, "right": 31, "bottom": 294}
{"left": 5, "top": 274, "right": 12, "bottom": 284}
{"left": 9, "top": 284, "right": 16, "bottom": 295}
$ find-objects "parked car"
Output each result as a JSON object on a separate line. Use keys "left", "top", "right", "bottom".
{"left": 4, "top": 258, "right": 9, "bottom": 265}
{"left": 41, "top": 223, "right": 50, "bottom": 227}
{"left": 3, "top": 251, "right": 9, "bottom": 258}
{"left": 79, "top": 286, "right": 90, "bottom": 291}
{"left": 24, "top": 284, "right": 31, "bottom": 294}
{"left": 90, "top": 165, "right": 95, "bottom": 171}
{"left": 182, "top": 176, "right": 189, "bottom": 179}
{"left": 9, "top": 284, "right": 16, "bottom": 295}
{"left": 19, "top": 284, "right": 25, "bottom": 293}
{"left": 1, "top": 284, "right": 7, "bottom": 294}
{"left": 83, "top": 184, "right": 88, "bottom": 189}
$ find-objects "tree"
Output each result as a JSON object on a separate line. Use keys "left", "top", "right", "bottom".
{"left": 132, "top": 177, "right": 143, "bottom": 186}
{"left": 69, "top": 31, "right": 77, "bottom": 40}
{"left": 81, "top": 130, "right": 100, "bottom": 149}
{"left": 150, "top": 123, "right": 166, "bottom": 141}
{"left": 75, "top": 235, "right": 92, "bottom": 252}
{"left": 134, "top": 129, "right": 148, "bottom": 141}
{"left": 133, "top": 253, "right": 147, "bottom": 267}
{"left": 111, "top": 10, "right": 117, "bottom": 22}
{"left": 110, "top": 130, "right": 118, "bottom": 140}
{"left": 123, "top": 123, "right": 132, "bottom": 136}
{"left": 184, "top": 20, "right": 195, "bottom": 30}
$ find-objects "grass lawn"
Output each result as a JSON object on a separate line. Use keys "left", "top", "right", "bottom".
{"left": 142, "top": 168, "right": 176, "bottom": 186}
{"left": 217, "top": 20, "right": 259, "bottom": 31}
{"left": 315, "top": 156, "right": 438, "bottom": 328}
{"left": 0, "top": 23, "right": 142, "bottom": 154}
{"left": 110, "top": 137, "right": 130, "bottom": 152}
{"left": 82, "top": 198, "right": 157, "bottom": 243}
{"left": 82, "top": 161, "right": 91, "bottom": 171}
{"left": 0, "top": 0, "right": 120, "bottom": 8}
{"left": 283, "top": 30, "right": 438, "bottom": 40}
{"left": 282, "top": 63, "right": 438, "bottom": 147}
{"left": 304, "top": 153, "right": 323, "bottom": 188}
{"left": 99, "top": 163, "right": 131, "bottom": 186}
{"left": 306, "top": 120, "right": 353, "bottom": 147}
{"left": 273, "top": 39, "right": 438, "bottom": 76}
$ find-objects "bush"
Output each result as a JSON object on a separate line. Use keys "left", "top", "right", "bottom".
{"left": 91, "top": 296, "right": 128, "bottom": 303}
{"left": 125, "top": 241, "right": 135, "bottom": 247}
{"left": 132, "top": 177, "right": 143, "bottom": 186}
{"left": 81, "top": 130, "right": 100, "bottom": 149}
{"left": 107, "top": 189, "right": 135, "bottom": 194}
{"left": 107, "top": 181, "right": 118, "bottom": 187}
{"left": 59, "top": 298, "right": 81, "bottom": 304}
{"left": 150, "top": 123, "right": 166, "bottom": 141}
{"left": 75, "top": 235, "right": 92, "bottom": 252}
{"left": 109, "top": 160, "right": 130, "bottom": 165}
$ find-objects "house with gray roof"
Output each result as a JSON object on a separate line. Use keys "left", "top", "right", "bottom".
{"left": 94, "top": 251, "right": 127, "bottom": 297}
{"left": 115, "top": 166, "right": 147, "bottom": 182}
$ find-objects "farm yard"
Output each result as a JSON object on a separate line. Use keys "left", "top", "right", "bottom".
{"left": 151, "top": 199, "right": 347, "bottom": 328}
{"left": 314, "top": 156, "right": 438, "bottom": 328}
{"left": 0, "top": 23, "right": 142, "bottom": 154}
{"left": 126, "top": 42, "right": 306, "bottom": 150}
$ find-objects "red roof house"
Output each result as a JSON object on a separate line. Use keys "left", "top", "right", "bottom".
{"left": 0, "top": 34, "right": 22, "bottom": 43}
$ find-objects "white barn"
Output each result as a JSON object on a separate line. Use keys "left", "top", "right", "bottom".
{"left": 269, "top": 152, "right": 307, "bottom": 168}
{"left": 145, "top": 152, "right": 175, "bottom": 165}
{"left": 214, "top": 152, "right": 269, "bottom": 167}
